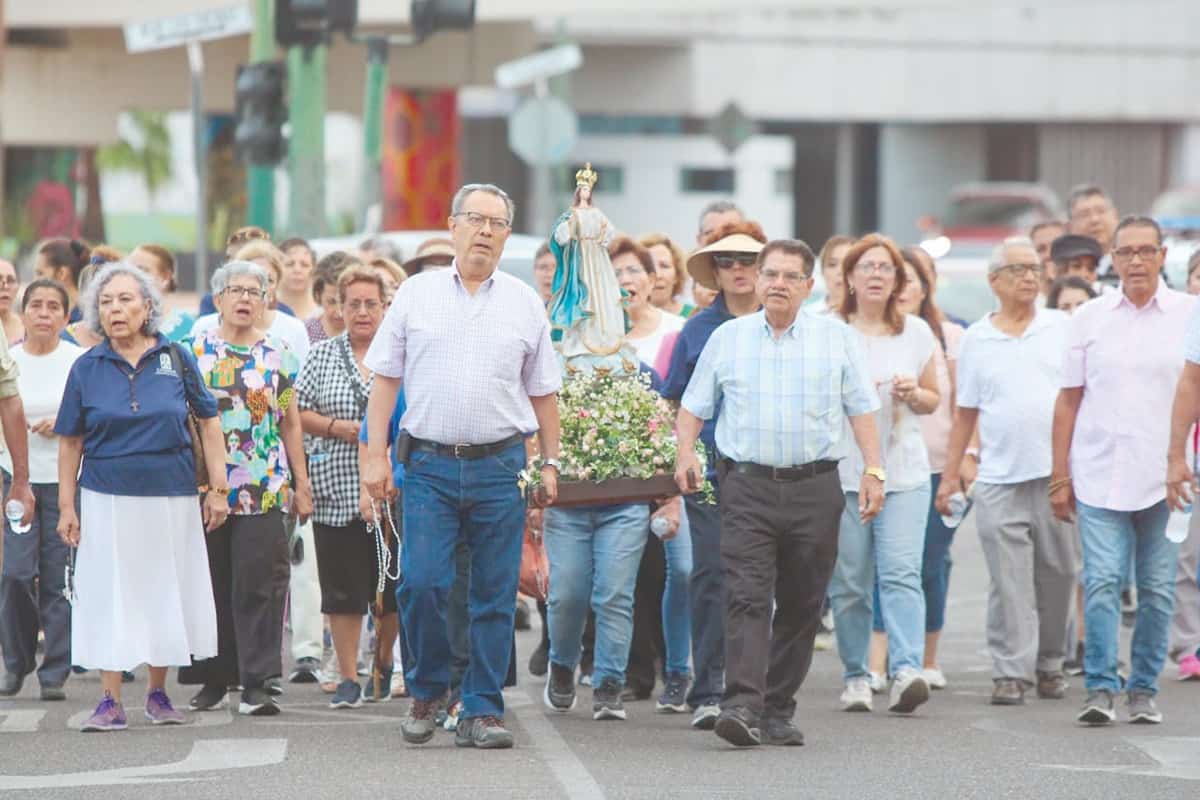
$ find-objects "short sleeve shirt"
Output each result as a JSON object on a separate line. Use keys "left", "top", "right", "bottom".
{"left": 192, "top": 330, "right": 300, "bottom": 515}
{"left": 54, "top": 335, "right": 218, "bottom": 497}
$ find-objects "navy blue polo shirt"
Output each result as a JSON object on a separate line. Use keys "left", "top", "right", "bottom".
{"left": 54, "top": 335, "right": 218, "bottom": 497}
{"left": 360, "top": 391, "right": 408, "bottom": 488}
{"left": 662, "top": 294, "right": 757, "bottom": 479}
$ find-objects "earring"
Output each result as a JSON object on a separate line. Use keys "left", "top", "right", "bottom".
{"left": 848, "top": 286, "right": 855, "bottom": 295}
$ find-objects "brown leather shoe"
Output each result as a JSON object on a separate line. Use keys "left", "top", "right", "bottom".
{"left": 990, "top": 679, "right": 1025, "bottom": 705}
{"left": 1036, "top": 670, "right": 1067, "bottom": 699}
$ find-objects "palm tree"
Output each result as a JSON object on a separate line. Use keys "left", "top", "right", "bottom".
{"left": 97, "top": 111, "right": 173, "bottom": 211}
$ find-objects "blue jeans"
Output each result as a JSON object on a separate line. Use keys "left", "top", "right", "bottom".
{"left": 1078, "top": 500, "right": 1177, "bottom": 694}
{"left": 662, "top": 513, "right": 693, "bottom": 676}
{"left": 872, "top": 472, "right": 960, "bottom": 633}
{"left": 398, "top": 443, "right": 526, "bottom": 719}
{"left": 829, "top": 483, "right": 930, "bottom": 680}
{"left": 545, "top": 503, "right": 650, "bottom": 687}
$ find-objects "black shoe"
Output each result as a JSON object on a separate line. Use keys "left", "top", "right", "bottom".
{"left": 592, "top": 677, "right": 626, "bottom": 721}
{"left": 0, "top": 672, "right": 23, "bottom": 697}
{"left": 238, "top": 687, "right": 280, "bottom": 716}
{"left": 762, "top": 716, "right": 804, "bottom": 746}
{"left": 40, "top": 685, "right": 66, "bottom": 702}
{"left": 288, "top": 657, "right": 320, "bottom": 684}
{"left": 619, "top": 684, "right": 652, "bottom": 702}
{"left": 528, "top": 640, "right": 549, "bottom": 677}
{"left": 515, "top": 599, "right": 532, "bottom": 631}
{"left": 714, "top": 707, "right": 762, "bottom": 747}
{"left": 71, "top": 665, "right": 87, "bottom": 675}
{"left": 121, "top": 671, "right": 135, "bottom": 683}
{"left": 543, "top": 662, "right": 576, "bottom": 712}
{"left": 188, "top": 683, "right": 228, "bottom": 711}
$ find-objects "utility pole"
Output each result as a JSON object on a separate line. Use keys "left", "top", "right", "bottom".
{"left": 358, "top": 37, "right": 388, "bottom": 232}
{"left": 247, "top": 0, "right": 276, "bottom": 233}
{"left": 286, "top": 44, "right": 327, "bottom": 237}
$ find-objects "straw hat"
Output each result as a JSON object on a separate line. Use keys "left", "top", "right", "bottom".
{"left": 686, "top": 233, "right": 765, "bottom": 291}
{"left": 402, "top": 238, "right": 456, "bottom": 275}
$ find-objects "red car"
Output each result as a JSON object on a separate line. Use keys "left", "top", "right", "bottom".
{"left": 919, "top": 182, "right": 1064, "bottom": 257}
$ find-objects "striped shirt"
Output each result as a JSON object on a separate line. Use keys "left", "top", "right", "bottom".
{"left": 681, "top": 309, "right": 878, "bottom": 468}
{"left": 364, "top": 263, "right": 561, "bottom": 445}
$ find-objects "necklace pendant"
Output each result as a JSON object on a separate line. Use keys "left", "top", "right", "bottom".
{"left": 130, "top": 400, "right": 140, "bottom": 413}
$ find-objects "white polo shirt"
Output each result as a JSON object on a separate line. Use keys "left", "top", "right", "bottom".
{"left": 956, "top": 307, "right": 1069, "bottom": 485}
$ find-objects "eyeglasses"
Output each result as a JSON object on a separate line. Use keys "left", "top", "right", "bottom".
{"left": 345, "top": 300, "right": 383, "bottom": 313}
{"left": 223, "top": 286, "right": 266, "bottom": 300}
{"left": 1113, "top": 245, "right": 1162, "bottom": 263}
{"left": 454, "top": 212, "right": 512, "bottom": 232}
{"left": 998, "top": 263, "right": 1043, "bottom": 278}
{"left": 854, "top": 261, "right": 897, "bottom": 276}
{"left": 712, "top": 254, "right": 759, "bottom": 270}
{"left": 760, "top": 268, "right": 809, "bottom": 284}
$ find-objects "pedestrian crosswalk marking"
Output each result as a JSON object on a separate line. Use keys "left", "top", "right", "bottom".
{"left": 1042, "top": 737, "right": 1200, "bottom": 781}
{"left": 0, "top": 710, "right": 46, "bottom": 733}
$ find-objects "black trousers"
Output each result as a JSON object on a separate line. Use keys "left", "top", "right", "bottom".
{"left": 626, "top": 531, "right": 667, "bottom": 694}
{"left": 189, "top": 510, "right": 290, "bottom": 690}
{"left": 719, "top": 465, "right": 844, "bottom": 719}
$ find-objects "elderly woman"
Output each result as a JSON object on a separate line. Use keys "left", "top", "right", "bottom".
{"left": 0, "top": 259, "right": 23, "bottom": 344}
{"left": 295, "top": 266, "right": 398, "bottom": 709}
{"left": 829, "top": 234, "right": 940, "bottom": 717}
{"left": 129, "top": 244, "right": 194, "bottom": 342}
{"left": 638, "top": 233, "right": 696, "bottom": 318}
{"left": 54, "top": 262, "right": 228, "bottom": 732}
{"left": 190, "top": 242, "right": 309, "bottom": 362}
{"left": 0, "top": 279, "right": 83, "bottom": 701}
{"left": 185, "top": 261, "right": 313, "bottom": 717}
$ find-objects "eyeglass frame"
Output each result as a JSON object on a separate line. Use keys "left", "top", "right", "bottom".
{"left": 453, "top": 212, "right": 513, "bottom": 232}
{"left": 222, "top": 285, "right": 267, "bottom": 300}
{"left": 1112, "top": 245, "right": 1163, "bottom": 263}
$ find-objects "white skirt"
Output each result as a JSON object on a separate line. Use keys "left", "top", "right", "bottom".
{"left": 71, "top": 489, "right": 218, "bottom": 671}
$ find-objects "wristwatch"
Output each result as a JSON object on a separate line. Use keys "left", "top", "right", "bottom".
{"left": 864, "top": 466, "right": 886, "bottom": 482}
{"left": 543, "top": 458, "right": 562, "bottom": 472}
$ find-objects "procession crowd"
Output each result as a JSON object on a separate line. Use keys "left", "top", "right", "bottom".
{"left": 2, "top": 176, "right": 1200, "bottom": 752}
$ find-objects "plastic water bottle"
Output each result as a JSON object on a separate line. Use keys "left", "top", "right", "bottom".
{"left": 651, "top": 516, "right": 672, "bottom": 539}
{"left": 939, "top": 490, "right": 971, "bottom": 528}
{"left": 6, "top": 500, "right": 30, "bottom": 535}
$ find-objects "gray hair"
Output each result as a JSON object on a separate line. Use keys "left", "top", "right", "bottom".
{"left": 82, "top": 261, "right": 165, "bottom": 337}
{"left": 211, "top": 259, "right": 270, "bottom": 295}
{"left": 988, "top": 235, "right": 1038, "bottom": 274}
{"left": 357, "top": 236, "right": 403, "bottom": 263}
{"left": 697, "top": 200, "right": 743, "bottom": 234}
{"left": 450, "top": 183, "right": 515, "bottom": 224}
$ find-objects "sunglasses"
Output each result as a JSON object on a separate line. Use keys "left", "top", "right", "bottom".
{"left": 712, "top": 253, "right": 759, "bottom": 270}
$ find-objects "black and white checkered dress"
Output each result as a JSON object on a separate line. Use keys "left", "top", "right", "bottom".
{"left": 294, "top": 332, "right": 374, "bottom": 527}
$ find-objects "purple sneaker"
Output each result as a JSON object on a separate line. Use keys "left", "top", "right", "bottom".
{"left": 80, "top": 692, "right": 128, "bottom": 732}
{"left": 145, "top": 688, "right": 186, "bottom": 725}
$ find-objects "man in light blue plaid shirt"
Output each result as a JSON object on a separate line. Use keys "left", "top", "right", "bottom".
{"left": 675, "top": 238, "right": 885, "bottom": 749}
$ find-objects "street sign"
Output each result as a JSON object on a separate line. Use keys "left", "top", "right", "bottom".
{"left": 124, "top": 5, "right": 253, "bottom": 54}
{"left": 508, "top": 95, "right": 578, "bottom": 167}
{"left": 709, "top": 102, "right": 757, "bottom": 154}
{"left": 495, "top": 44, "right": 583, "bottom": 90}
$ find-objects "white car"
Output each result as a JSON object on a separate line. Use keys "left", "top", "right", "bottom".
{"left": 308, "top": 230, "right": 546, "bottom": 287}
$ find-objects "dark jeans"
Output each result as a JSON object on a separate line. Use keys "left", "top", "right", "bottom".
{"left": 0, "top": 480, "right": 73, "bottom": 687}
{"left": 719, "top": 466, "right": 844, "bottom": 718}
{"left": 399, "top": 443, "right": 525, "bottom": 719}
{"left": 189, "top": 511, "right": 290, "bottom": 690}
{"left": 627, "top": 531, "right": 667, "bottom": 695}
{"left": 685, "top": 492, "right": 724, "bottom": 708}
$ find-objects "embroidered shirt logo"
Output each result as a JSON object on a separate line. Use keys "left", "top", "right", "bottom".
{"left": 155, "top": 352, "right": 178, "bottom": 377}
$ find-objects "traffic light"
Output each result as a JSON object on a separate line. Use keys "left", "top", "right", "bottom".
{"left": 411, "top": 0, "right": 476, "bottom": 42}
{"left": 277, "top": 0, "right": 358, "bottom": 48}
{"left": 235, "top": 62, "right": 287, "bottom": 166}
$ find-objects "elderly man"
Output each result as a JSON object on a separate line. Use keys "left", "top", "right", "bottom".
{"left": 676, "top": 238, "right": 883, "bottom": 748}
{"left": 935, "top": 236, "right": 1076, "bottom": 706}
{"left": 363, "top": 183, "right": 562, "bottom": 750}
{"left": 663, "top": 219, "right": 765, "bottom": 731}
{"left": 1066, "top": 184, "right": 1119, "bottom": 283}
{"left": 1052, "top": 216, "right": 1196, "bottom": 726}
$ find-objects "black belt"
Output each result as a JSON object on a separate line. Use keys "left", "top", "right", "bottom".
{"left": 411, "top": 433, "right": 525, "bottom": 460}
{"left": 722, "top": 458, "right": 838, "bottom": 482}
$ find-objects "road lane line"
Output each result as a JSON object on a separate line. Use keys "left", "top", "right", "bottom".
{"left": 507, "top": 688, "right": 606, "bottom": 800}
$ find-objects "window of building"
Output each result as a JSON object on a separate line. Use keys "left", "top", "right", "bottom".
{"left": 680, "top": 168, "right": 735, "bottom": 194}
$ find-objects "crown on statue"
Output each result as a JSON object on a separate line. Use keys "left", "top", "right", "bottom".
{"left": 575, "top": 162, "right": 598, "bottom": 190}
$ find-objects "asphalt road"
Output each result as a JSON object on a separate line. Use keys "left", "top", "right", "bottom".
{"left": 2, "top": 516, "right": 1199, "bottom": 799}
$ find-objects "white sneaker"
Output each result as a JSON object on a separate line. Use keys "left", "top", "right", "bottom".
{"left": 922, "top": 667, "right": 947, "bottom": 690}
{"left": 840, "top": 677, "right": 873, "bottom": 712}
{"left": 867, "top": 672, "right": 888, "bottom": 694}
{"left": 888, "top": 668, "right": 930, "bottom": 714}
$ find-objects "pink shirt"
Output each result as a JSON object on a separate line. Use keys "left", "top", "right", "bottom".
{"left": 1061, "top": 283, "right": 1197, "bottom": 511}
{"left": 920, "top": 320, "right": 964, "bottom": 473}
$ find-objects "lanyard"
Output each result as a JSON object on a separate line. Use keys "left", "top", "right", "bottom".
{"left": 114, "top": 360, "right": 152, "bottom": 413}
